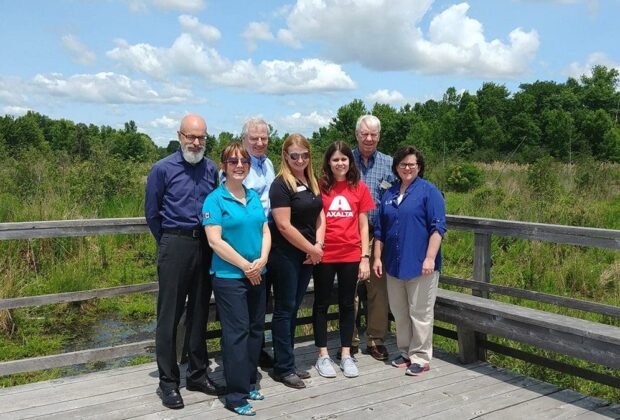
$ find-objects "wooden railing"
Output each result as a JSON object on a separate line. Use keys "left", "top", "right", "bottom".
{"left": 1, "top": 216, "right": 619, "bottom": 388}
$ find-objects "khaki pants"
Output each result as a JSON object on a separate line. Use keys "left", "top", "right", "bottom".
{"left": 386, "top": 271, "right": 439, "bottom": 365}
{"left": 352, "top": 237, "right": 389, "bottom": 347}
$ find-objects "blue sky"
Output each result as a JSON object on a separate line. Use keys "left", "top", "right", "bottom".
{"left": 1, "top": 0, "right": 618, "bottom": 146}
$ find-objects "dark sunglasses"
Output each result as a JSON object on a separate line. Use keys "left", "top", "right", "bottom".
{"left": 226, "top": 157, "right": 251, "bottom": 165}
{"left": 287, "top": 152, "right": 310, "bottom": 161}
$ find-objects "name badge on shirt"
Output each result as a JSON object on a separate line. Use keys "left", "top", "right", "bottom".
{"left": 380, "top": 180, "right": 392, "bottom": 190}
{"left": 296, "top": 185, "right": 307, "bottom": 192}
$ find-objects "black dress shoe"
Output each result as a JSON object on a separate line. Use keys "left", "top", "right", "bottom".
{"left": 259, "top": 349, "right": 274, "bottom": 369}
{"left": 275, "top": 373, "right": 306, "bottom": 389}
{"left": 186, "top": 377, "right": 226, "bottom": 396}
{"left": 156, "top": 386, "right": 184, "bottom": 409}
{"left": 295, "top": 369, "right": 311, "bottom": 379}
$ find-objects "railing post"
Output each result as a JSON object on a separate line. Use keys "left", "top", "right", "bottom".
{"left": 456, "top": 325, "right": 478, "bottom": 364}
{"left": 472, "top": 232, "right": 491, "bottom": 361}
{"left": 473, "top": 232, "right": 491, "bottom": 298}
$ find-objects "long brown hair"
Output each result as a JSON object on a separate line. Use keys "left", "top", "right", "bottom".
{"left": 320, "top": 141, "right": 360, "bottom": 193}
{"left": 277, "top": 133, "right": 319, "bottom": 195}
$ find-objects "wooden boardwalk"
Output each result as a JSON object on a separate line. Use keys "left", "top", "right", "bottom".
{"left": 1, "top": 335, "right": 618, "bottom": 420}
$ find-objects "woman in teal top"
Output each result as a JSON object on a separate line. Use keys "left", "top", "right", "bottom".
{"left": 203, "top": 142, "right": 271, "bottom": 416}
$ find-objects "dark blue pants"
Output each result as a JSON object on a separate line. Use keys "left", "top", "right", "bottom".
{"left": 312, "top": 262, "right": 359, "bottom": 348}
{"left": 213, "top": 276, "right": 266, "bottom": 408}
{"left": 156, "top": 233, "right": 212, "bottom": 390}
{"left": 268, "top": 246, "right": 312, "bottom": 377}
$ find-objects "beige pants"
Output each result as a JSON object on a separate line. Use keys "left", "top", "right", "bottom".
{"left": 352, "top": 237, "right": 389, "bottom": 347}
{"left": 386, "top": 271, "right": 439, "bottom": 365}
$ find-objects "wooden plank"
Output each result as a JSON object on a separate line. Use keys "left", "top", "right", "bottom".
{"left": 436, "top": 289, "right": 620, "bottom": 347}
{"left": 440, "top": 275, "right": 620, "bottom": 318}
{"left": 447, "top": 215, "right": 620, "bottom": 249}
{"left": 436, "top": 302, "right": 620, "bottom": 369}
{"left": 476, "top": 389, "right": 604, "bottom": 419}
{"left": 0, "top": 283, "right": 158, "bottom": 310}
{"left": 0, "top": 340, "right": 155, "bottom": 377}
{"left": 2, "top": 216, "right": 619, "bottom": 249}
{"left": 420, "top": 380, "right": 562, "bottom": 420}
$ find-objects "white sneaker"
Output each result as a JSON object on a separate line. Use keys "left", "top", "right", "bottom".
{"left": 340, "top": 356, "right": 359, "bottom": 378}
{"left": 315, "top": 355, "right": 337, "bottom": 378}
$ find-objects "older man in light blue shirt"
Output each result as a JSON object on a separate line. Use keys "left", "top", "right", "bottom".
{"left": 242, "top": 117, "right": 275, "bottom": 218}
{"left": 241, "top": 117, "right": 276, "bottom": 368}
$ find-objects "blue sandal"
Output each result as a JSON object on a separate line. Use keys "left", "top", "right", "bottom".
{"left": 232, "top": 403, "right": 256, "bottom": 416}
{"left": 249, "top": 390, "right": 265, "bottom": 400}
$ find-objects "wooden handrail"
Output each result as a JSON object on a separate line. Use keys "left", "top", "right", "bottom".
{"left": 0, "top": 216, "right": 618, "bottom": 385}
{"left": 1, "top": 216, "right": 618, "bottom": 249}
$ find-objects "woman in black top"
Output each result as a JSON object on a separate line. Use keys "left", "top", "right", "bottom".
{"left": 268, "top": 133, "right": 325, "bottom": 389}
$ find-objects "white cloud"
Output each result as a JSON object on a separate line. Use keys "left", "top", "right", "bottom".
{"left": 2, "top": 106, "right": 30, "bottom": 116}
{"left": 278, "top": 111, "right": 334, "bottom": 135}
{"left": 107, "top": 34, "right": 355, "bottom": 94}
{"left": 242, "top": 22, "right": 275, "bottom": 52}
{"left": 563, "top": 52, "right": 620, "bottom": 79}
{"left": 149, "top": 115, "right": 178, "bottom": 128}
{"left": 61, "top": 34, "right": 97, "bottom": 66}
{"left": 178, "top": 15, "right": 221, "bottom": 43}
{"left": 0, "top": 77, "right": 29, "bottom": 105}
{"left": 32, "top": 72, "right": 192, "bottom": 104}
{"left": 280, "top": 0, "right": 539, "bottom": 77}
{"left": 367, "top": 89, "right": 406, "bottom": 105}
{"left": 213, "top": 58, "right": 356, "bottom": 94}
{"left": 107, "top": 34, "right": 229, "bottom": 80}
{"left": 277, "top": 29, "right": 302, "bottom": 49}
{"left": 152, "top": 0, "right": 205, "bottom": 12}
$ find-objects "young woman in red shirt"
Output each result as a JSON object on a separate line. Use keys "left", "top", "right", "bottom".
{"left": 313, "top": 141, "right": 374, "bottom": 378}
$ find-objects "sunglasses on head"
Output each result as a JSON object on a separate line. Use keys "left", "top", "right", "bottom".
{"left": 287, "top": 152, "right": 310, "bottom": 161}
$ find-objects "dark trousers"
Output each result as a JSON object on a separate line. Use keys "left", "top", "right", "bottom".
{"left": 156, "top": 233, "right": 212, "bottom": 390}
{"left": 213, "top": 276, "right": 266, "bottom": 408}
{"left": 268, "top": 245, "right": 312, "bottom": 377}
{"left": 312, "top": 262, "right": 359, "bottom": 348}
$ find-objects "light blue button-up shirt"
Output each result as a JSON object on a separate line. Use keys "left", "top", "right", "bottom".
{"left": 243, "top": 154, "right": 275, "bottom": 217}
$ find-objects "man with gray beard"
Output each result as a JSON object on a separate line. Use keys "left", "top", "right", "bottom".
{"left": 145, "top": 114, "right": 224, "bottom": 409}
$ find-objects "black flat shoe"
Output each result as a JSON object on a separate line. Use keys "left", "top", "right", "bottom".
{"left": 156, "top": 386, "right": 184, "bottom": 409}
{"left": 186, "top": 377, "right": 226, "bottom": 396}
{"left": 295, "top": 369, "right": 311, "bottom": 379}
{"left": 275, "top": 373, "right": 306, "bottom": 389}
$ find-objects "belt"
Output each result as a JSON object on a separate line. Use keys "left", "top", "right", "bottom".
{"left": 162, "top": 228, "right": 204, "bottom": 238}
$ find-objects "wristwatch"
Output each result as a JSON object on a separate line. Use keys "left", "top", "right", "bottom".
{"left": 361, "top": 254, "right": 370, "bottom": 259}
{"left": 316, "top": 240, "right": 325, "bottom": 248}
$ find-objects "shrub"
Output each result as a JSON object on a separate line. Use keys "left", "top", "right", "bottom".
{"left": 446, "top": 163, "right": 483, "bottom": 192}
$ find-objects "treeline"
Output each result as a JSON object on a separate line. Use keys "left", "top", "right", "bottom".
{"left": 0, "top": 65, "right": 618, "bottom": 165}
{"left": 308, "top": 65, "right": 620, "bottom": 163}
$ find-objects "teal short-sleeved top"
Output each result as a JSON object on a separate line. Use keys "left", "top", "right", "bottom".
{"left": 202, "top": 183, "right": 267, "bottom": 278}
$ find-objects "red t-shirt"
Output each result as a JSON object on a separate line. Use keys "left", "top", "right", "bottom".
{"left": 321, "top": 180, "right": 375, "bottom": 263}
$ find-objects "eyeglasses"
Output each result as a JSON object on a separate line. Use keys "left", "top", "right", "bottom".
{"left": 398, "top": 162, "right": 418, "bottom": 169}
{"left": 180, "top": 131, "right": 207, "bottom": 142}
{"left": 247, "top": 136, "right": 267, "bottom": 144}
{"left": 226, "top": 157, "right": 251, "bottom": 166}
{"left": 287, "top": 152, "right": 310, "bottom": 161}
{"left": 359, "top": 131, "right": 379, "bottom": 139}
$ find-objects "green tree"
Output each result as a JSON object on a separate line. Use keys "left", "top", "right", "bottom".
{"left": 579, "top": 65, "right": 620, "bottom": 113}
{"left": 541, "top": 109, "right": 575, "bottom": 160}
{"left": 476, "top": 82, "right": 510, "bottom": 126}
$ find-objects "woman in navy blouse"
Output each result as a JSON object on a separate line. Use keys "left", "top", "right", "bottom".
{"left": 372, "top": 145, "right": 447, "bottom": 377}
